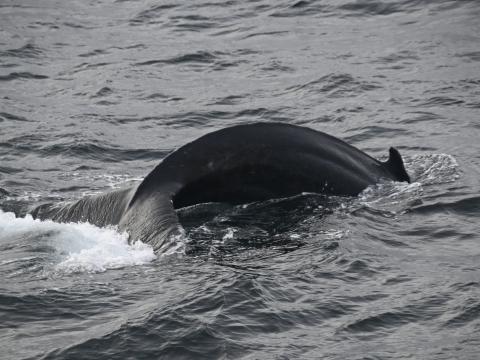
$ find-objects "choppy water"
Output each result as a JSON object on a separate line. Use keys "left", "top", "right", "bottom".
{"left": 1, "top": 0, "right": 479, "bottom": 359}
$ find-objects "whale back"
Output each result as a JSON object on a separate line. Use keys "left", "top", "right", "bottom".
{"left": 129, "top": 122, "right": 409, "bottom": 210}
{"left": 32, "top": 122, "right": 410, "bottom": 253}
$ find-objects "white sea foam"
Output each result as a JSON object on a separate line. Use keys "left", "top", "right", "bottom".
{"left": 222, "top": 227, "right": 237, "bottom": 241}
{"left": 0, "top": 210, "right": 156, "bottom": 274}
{"left": 356, "top": 153, "right": 459, "bottom": 212}
{"left": 406, "top": 153, "right": 459, "bottom": 185}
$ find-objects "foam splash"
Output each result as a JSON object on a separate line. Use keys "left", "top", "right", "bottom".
{"left": 359, "top": 180, "right": 423, "bottom": 204}
{"left": 157, "top": 229, "right": 188, "bottom": 259}
{"left": 357, "top": 153, "right": 459, "bottom": 213}
{"left": 406, "top": 153, "right": 459, "bottom": 185}
{"left": 0, "top": 210, "right": 156, "bottom": 274}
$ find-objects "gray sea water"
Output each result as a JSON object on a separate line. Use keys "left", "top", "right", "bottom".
{"left": 1, "top": 0, "right": 479, "bottom": 359}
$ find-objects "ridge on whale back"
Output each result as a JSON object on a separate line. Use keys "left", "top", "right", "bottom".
{"left": 31, "top": 122, "right": 410, "bottom": 253}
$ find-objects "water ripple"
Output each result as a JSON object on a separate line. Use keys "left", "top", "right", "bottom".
{"left": 285, "top": 73, "right": 382, "bottom": 98}
{"left": 0, "top": 112, "right": 34, "bottom": 122}
{"left": 0, "top": 72, "right": 48, "bottom": 81}
{"left": 0, "top": 43, "right": 43, "bottom": 59}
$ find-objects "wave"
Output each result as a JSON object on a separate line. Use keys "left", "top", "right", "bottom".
{"left": 270, "top": 0, "right": 476, "bottom": 18}
{"left": 0, "top": 112, "right": 34, "bottom": 122}
{"left": 0, "top": 43, "right": 44, "bottom": 58}
{"left": 134, "top": 50, "right": 246, "bottom": 71}
{"left": 284, "top": 73, "right": 382, "bottom": 98}
{"left": 0, "top": 135, "right": 170, "bottom": 162}
{"left": 0, "top": 72, "right": 48, "bottom": 81}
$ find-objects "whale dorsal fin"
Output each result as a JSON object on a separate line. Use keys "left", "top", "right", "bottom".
{"left": 383, "top": 147, "right": 410, "bottom": 183}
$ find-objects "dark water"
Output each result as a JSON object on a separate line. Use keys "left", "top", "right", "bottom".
{"left": 1, "top": 0, "right": 479, "bottom": 358}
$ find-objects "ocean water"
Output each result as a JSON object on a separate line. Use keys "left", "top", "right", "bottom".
{"left": 1, "top": 0, "right": 479, "bottom": 359}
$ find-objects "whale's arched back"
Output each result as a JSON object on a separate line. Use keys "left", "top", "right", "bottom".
{"left": 32, "top": 122, "right": 411, "bottom": 253}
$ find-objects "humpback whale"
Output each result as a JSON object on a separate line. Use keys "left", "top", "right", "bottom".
{"left": 31, "top": 122, "right": 410, "bottom": 252}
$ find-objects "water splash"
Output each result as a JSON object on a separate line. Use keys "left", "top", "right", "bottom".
{"left": 0, "top": 210, "right": 156, "bottom": 274}
{"left": 356, "top": 153, "right": 459, "bottom": 213}
{"left": 407, "top": 153, "right": 460, "bottom": 185}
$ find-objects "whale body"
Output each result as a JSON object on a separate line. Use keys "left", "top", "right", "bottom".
{"left": 32, "top": 122, "right": 410, "bottom": 252}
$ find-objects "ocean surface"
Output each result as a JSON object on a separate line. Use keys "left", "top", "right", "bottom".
{"left": 1, "top": 0, "right": 479, "bottom": 359}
